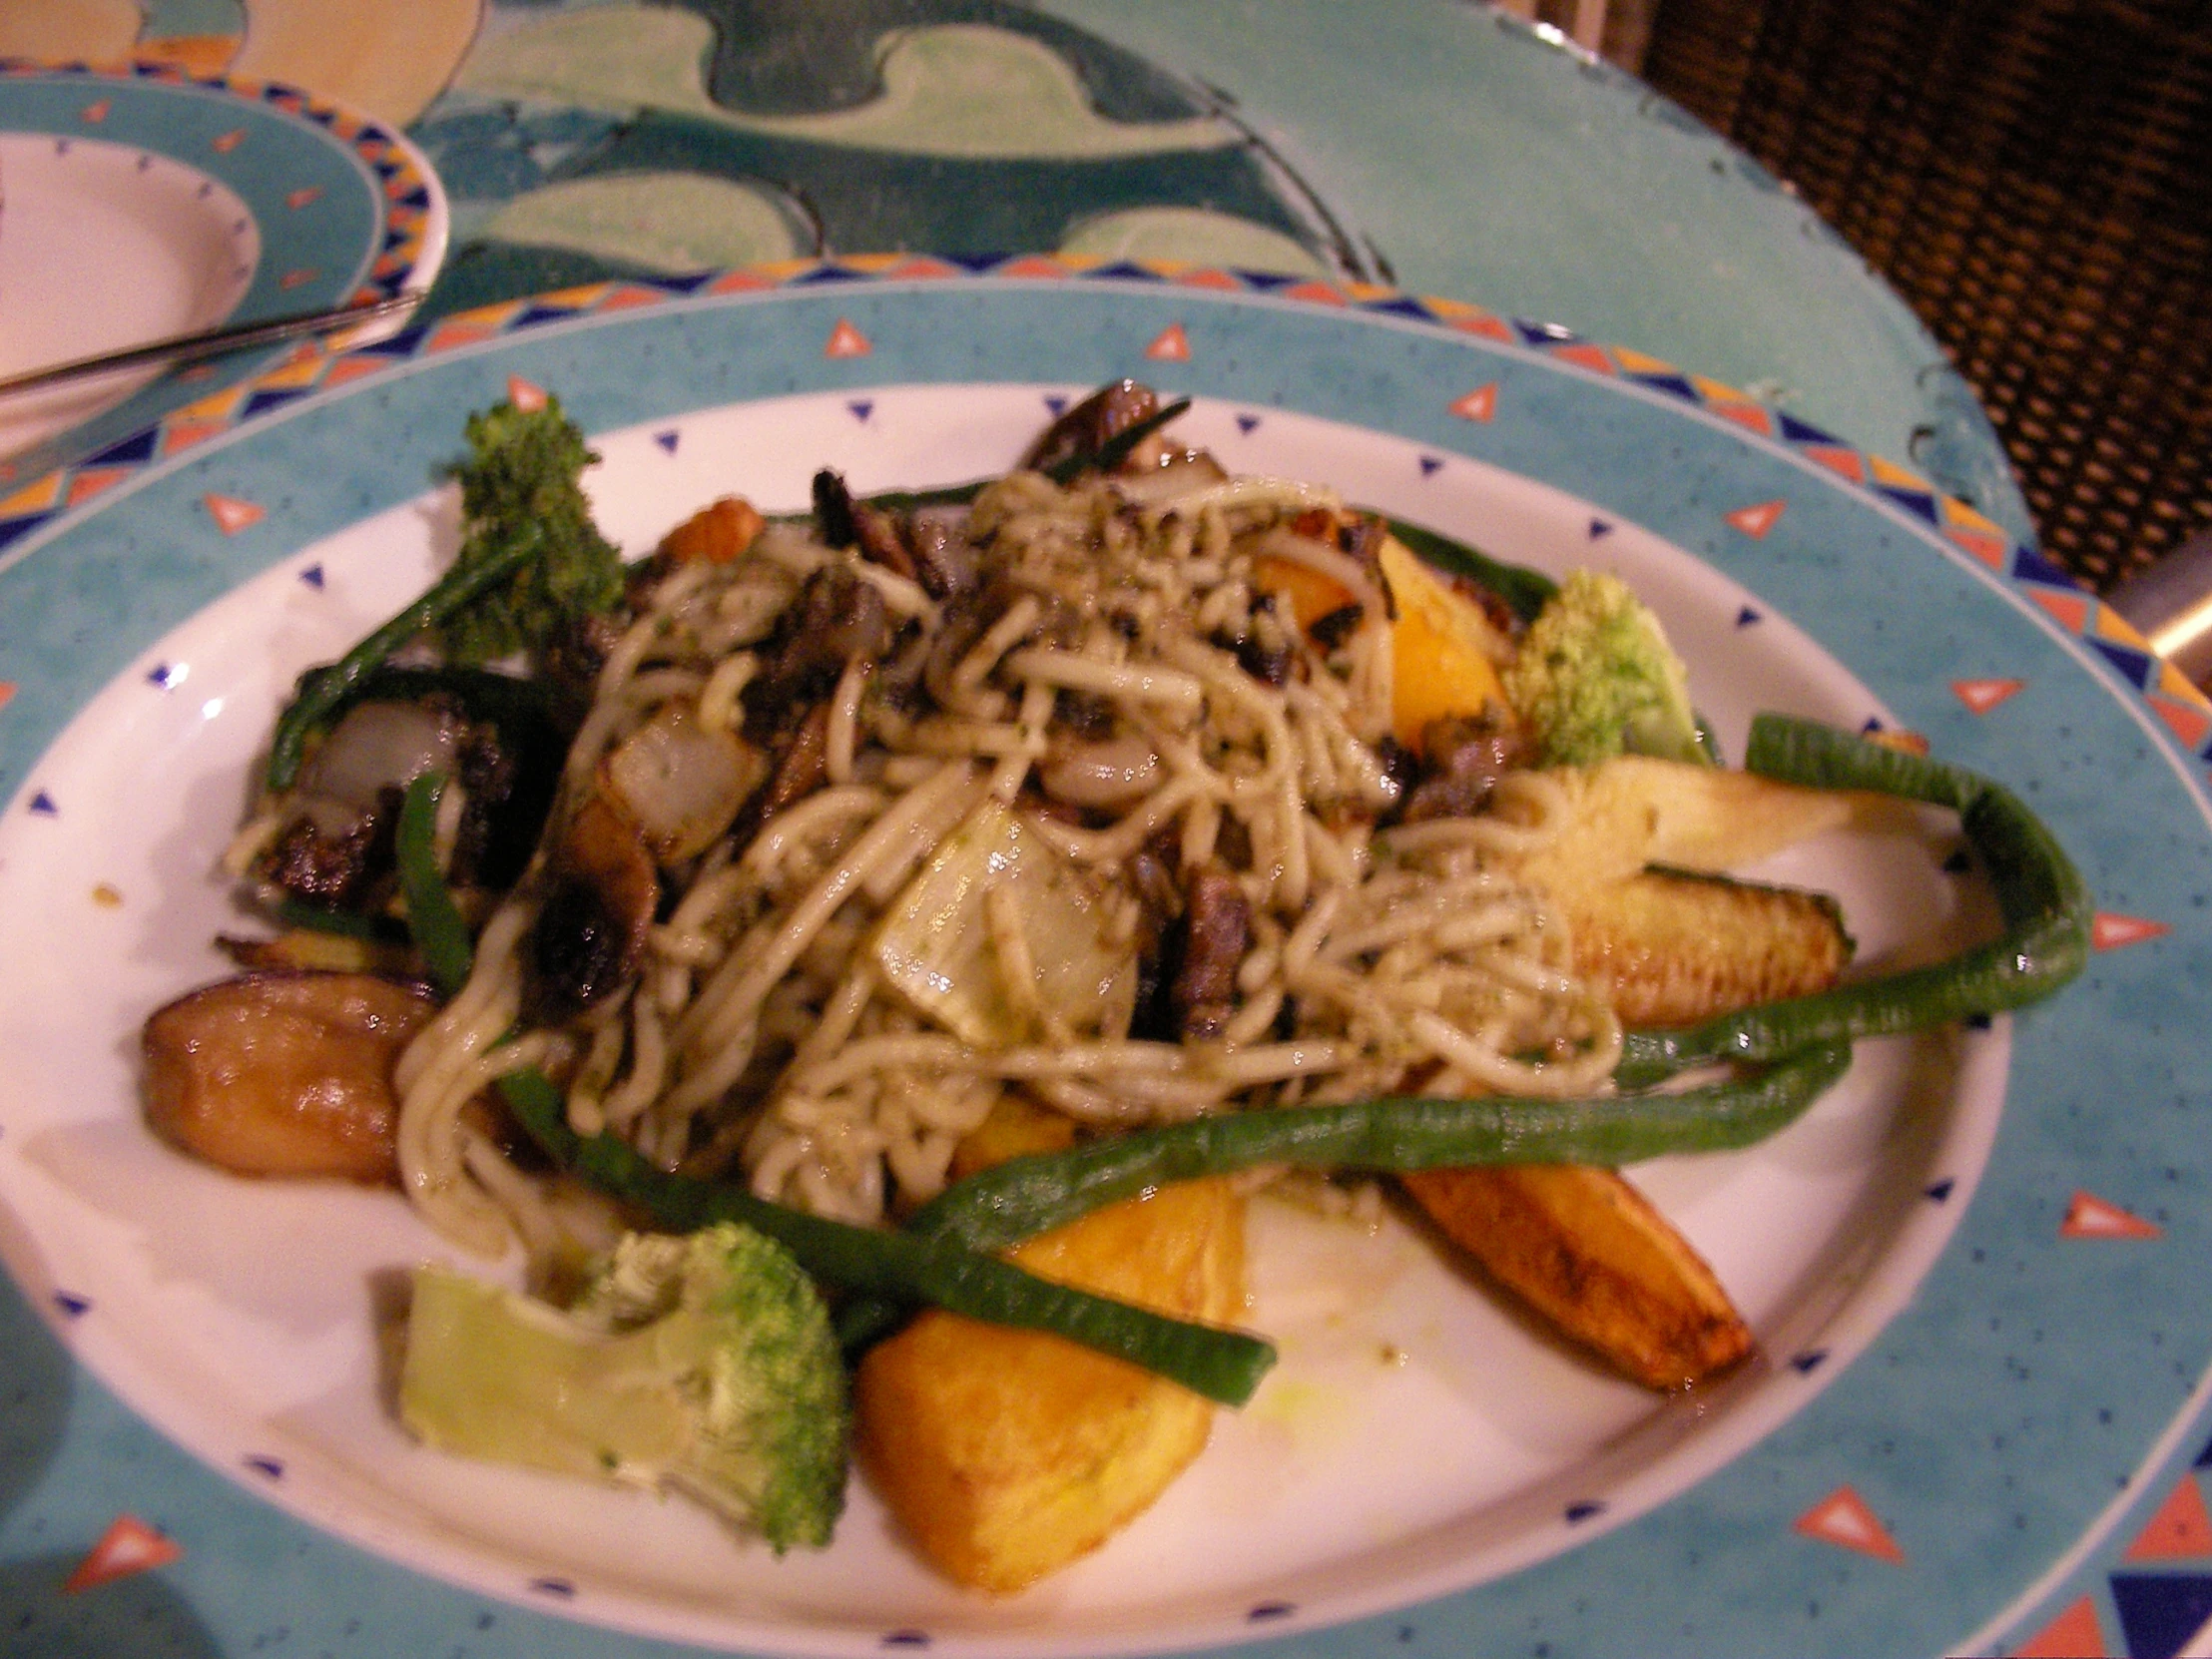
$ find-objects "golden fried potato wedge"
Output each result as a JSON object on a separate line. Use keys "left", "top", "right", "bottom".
{"left": 1376, "top": 534, "right": 1516, "bottom": 749}
{"left": 854, "top": 1174, "right": 1246, "bottom": 1593}
{"left": 1400, "top": 1163, "right": 1750, "bottom": 1389}
{"left": 942, "top": 1092, "right": 1079, "bottom": 1184}
{"left": 1562, "top": 868, "right": 1851, "bottom": 1028}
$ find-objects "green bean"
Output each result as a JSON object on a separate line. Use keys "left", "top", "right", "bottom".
{"left": 494, "top": 1070, "right": 1276, "bottom": 1406}
{"left": 384, "top": 797, "right": 1275, "bottom": 1403}
{"left": 908, "top": 1040, "right": 1851, "bottom": 1256}
{"left": 265, "top": 532, "right": 543, "bottom": 792}
{"left": 1614, "top": 716, "right": 2090, "bottom": 1086}
{"left": 393, "top": 773, "right": 475, "bottom": 998}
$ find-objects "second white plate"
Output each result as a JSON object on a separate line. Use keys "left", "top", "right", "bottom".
{"left": 0, "top": 59, "right": 446, "bottom": 480}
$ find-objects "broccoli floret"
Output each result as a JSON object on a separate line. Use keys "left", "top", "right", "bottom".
{"left": 437, "top": 397, "right": 625, "bottom": 665}
{"left": 1500, "top": 569, "right": 1712, "bottom": 768}
{"left": 398, "top": 1223, "right": 848, "bottom": 1551}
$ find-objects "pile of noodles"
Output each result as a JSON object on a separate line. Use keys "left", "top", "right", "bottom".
{"left": 391, "top": 464, "right": 1620, "bottom": 1255}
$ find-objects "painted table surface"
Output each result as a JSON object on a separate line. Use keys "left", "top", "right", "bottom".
{"left": 0, "top": 0, "right": 2029, "bottom": 545}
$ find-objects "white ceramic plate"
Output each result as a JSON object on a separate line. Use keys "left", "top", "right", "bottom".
{"left": 0, "top": 265, "right": 2206, "bottom": 1659}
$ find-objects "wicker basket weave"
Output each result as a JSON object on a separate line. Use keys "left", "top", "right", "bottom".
{"left": 1640, "top": 0, "right": 2211, "bottom": 591}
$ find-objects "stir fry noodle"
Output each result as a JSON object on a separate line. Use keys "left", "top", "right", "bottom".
{"left": 395, "top": 462, "right": 1615, "bottom": 1247}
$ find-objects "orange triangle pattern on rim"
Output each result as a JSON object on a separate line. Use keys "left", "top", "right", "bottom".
{"left": 1794, "top": 1486, "right": 1906, "bottom": 1563}
{"left": 63, "top": 1515, "right": 182, "bottom": 1593}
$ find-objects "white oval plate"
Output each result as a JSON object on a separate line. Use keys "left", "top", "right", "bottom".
{"left": 0, "top": 264, "right": 2206, "bottom": 1659}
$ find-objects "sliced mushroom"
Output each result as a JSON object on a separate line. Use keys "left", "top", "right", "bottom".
{"left": 1021, "top": 380, "right": 1159, "bottom": 476}
{"left": 746, "top": 566, "right": 892, "bottom": 735}
{"left": 1169, "top": 863, "right": 1252, "bottom": 1041}
{"left": 530, "top": 793, "right": 658, "bottom": 1016}
{"left": 747, "top": 703, "right": 831, "bottom": 830}
{"left": 142, "top": 971, "right": 435, "bottom": 1183}
{"left": 902, "top": 504, "right": 978, "bottom": 599}
{"left": 1398, "top": 712, "right": 1532, "bottom": 824}
{"left": 262, "top": 808, "right": 388, "bottom": 908}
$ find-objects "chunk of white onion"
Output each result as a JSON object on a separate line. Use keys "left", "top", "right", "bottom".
{"left": 601, "top": 706, "right": 768, "bottom": 862}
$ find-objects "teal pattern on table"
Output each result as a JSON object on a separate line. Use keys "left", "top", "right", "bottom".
{"left": 400, "top": 0, "right": 2030, "bottom": 546}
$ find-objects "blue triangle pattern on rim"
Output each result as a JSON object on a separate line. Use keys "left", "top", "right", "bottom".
{"left": 87, "top": 427, "right": 161, "bottom": 467}
{"left": 2110, "top": 1572, "right": 2212, "bottom": 1659}
{"left": 2092, "top": 638, "right": 2156, "bottom": 686}
{"left": 243, "top": 387, "right": 306, "bottom": 419}
{"left": 1084, "top": 261, "right": 1168, "bottom": 282}
{"left": 2011, "top": 547, "right": 2077, "bottom": 588}
{"left": 1875, "top": 485, "right": 1941, "bottom": 524}
{"left": 1777, "top": 409, "right": 1841, "bottom": 445}
{"left": 354, "top": 329, "right": 424, "bottom": 357}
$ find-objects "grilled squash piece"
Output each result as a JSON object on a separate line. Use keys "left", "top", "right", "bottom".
{"left": 855, "top": 1106, "right": 1246, "bottom": 1593}
{"left": 1401, "top": 1163, "right": 1752, "bottom": 1389}
{"left": 1559, "top": 867, "right": 1851, "bottom": 1029}
{"left": 1501, "top": 754, "right": 1892, "bottom": 893}
{"left": 1376, "top": 533, "right": 1516, "bottom": 749}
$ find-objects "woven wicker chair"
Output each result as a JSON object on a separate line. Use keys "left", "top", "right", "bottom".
{"left": 1639, "top": 0, "right": 2211, "bottom": 592}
